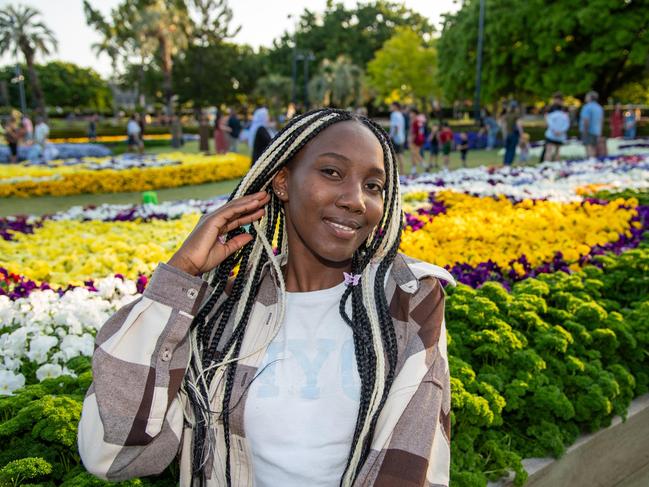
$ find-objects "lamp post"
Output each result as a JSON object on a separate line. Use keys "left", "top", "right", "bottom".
{"left": 303, "top": 52, "right": 315, "bottom": 109}
{"left": 473, "top": 0, "right": 486, "bottom": 124}
{"left": 11, "top": 64, "right": 27, "bottom": 114}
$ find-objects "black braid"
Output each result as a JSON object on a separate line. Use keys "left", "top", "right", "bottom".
{"left": 184, "top": 108, "right": 404, "bottom": 486}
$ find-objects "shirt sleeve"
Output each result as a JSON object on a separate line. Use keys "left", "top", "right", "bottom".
{"left": 77, "top": 263, "right": 211, "bottom": 481}
{"left": 356, "top": 277, "right": 450, "bottom": 487}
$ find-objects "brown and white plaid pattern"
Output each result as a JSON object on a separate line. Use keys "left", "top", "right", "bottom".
{"left": 78, "top": 253, "right": 454, "bottom": 486}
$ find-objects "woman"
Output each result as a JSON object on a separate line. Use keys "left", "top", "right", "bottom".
{"left": 609, "top": 103, "right": 623, "bottom": 138}
{"left": 248, "top": 107, "right": 273, "bottom": 165}
{"left": 214, "top": 114, "right": 230, "bottom": 154}
{"left": 3, "top": 117, "right": 21, "bottom": 163}
{"left": 77, "top": 108, "right": 454, "bottom": 487}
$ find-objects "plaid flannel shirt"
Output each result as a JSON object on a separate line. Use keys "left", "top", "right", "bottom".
{"left": 78, "top": 253, "right": 455, "bottom": 486}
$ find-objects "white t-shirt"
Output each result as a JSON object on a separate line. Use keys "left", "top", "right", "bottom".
{"left": 34, "top": 122, "right": 49, "bottom": 145}
{"left": 127, "top": 119, "right": 141, "bottom": 136}
{"left": 244, "top": 281, "right": 361, "bottom": 487}
{"left": 389, "top": 111, "right": 406, "bottom": 145}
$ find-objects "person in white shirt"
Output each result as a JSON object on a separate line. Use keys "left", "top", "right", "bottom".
{"left": 544, "top": 93, "right": 570, "bottom": 162}
{"left": 127, "top": 114, "right": 143, "bottom": 154}
{"left": 389, "top": 101, "right": 406, "bottom": 173}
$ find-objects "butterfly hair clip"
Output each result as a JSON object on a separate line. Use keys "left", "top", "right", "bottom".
{"left": 343, "top": 272, "right": 361, "bottom": 286}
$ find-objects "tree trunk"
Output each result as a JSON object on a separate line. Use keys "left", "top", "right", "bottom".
{"left": 159, "top": 35, "right": 174, "bottom": 116}
{"left": 22, "top": 46, "right": 45, "bottom": 115}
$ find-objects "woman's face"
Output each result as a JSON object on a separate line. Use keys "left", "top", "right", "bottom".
{"left": 273, "top": 120, "right": 386, "bottom": 264}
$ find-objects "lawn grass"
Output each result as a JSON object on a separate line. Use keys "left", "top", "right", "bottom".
{"left": 0, "top": 142, "right": 509, "bottom": 217}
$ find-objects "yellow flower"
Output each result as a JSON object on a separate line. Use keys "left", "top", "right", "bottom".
{"left": 0, "top": 152, "right": 250, "bottom": 197}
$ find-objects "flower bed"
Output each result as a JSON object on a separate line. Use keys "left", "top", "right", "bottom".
{"left": 0, "top": 152, "right": 250, "bottom": 197}
{"left": 0, "top": 242, "right": 647, "bottom": 486}
{"left": 1, "top": 189, "right": 646, "bottom": 289}
{"left": 402, "top": 154, "right": 649, "bottom": 202}
{"left": 1, "top": 156, "right": 649, "bottom": 486}
{"left": 0, "top": 143, "right": 112, "bottom": 163}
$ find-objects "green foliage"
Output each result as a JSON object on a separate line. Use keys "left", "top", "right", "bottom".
{"left": 438, "top": 0, "right": 649, "bottom": 102}
{"left": 366, "top": 27, "right": 439, "bottom": 104}
{"left": 0, "top": 62, "right": 112, "bottom": 111}
{"left": 0, "top": 457, "right": 52, "bottom": 487}
{"left": 447, "top": 241, "right": 649, "bottom": 485}
{"left": 264, "top": 1, "right": 434, "bottom": 79}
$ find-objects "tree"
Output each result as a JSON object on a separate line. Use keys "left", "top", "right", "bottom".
{"left": 438, "top": 0, "right": 649, "bottom": 103}
{"left": 264, "top": 1, "right": 434, "bottom": 79}
{"left": 0, "top": 4, "right": 57, "bottom": 115}
{"left": 308, "top": 56, "right": 366, "bottom": 108}
{"left": 255, "top": 74, "right": 292, "bottom": 114}
{"left": 85, "top": 0, "right": 192, "bottom": 115}
{"left": 366, "top": 27, "right": 439, "bottom": 105}
{"left": 0, "top": 62, "right": 112, "bottom": 111}
{"left": 173, "top": 42, "right": 266, "bottom": 110}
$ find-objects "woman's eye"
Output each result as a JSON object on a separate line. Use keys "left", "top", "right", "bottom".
{"left": 321, "top": 168, "right": 341, "bottom": 178}
{"left": 366, "top": 182, "right": 384, "bottom": 192}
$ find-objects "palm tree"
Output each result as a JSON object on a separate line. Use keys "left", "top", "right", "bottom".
{"left": 0, "top": 4, "right": 57, "bottom": 115}
{"left": 84, "top": 0, "right": 191, "bottom": 115}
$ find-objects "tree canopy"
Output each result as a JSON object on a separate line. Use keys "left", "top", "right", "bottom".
{"left": 438, "top": 0, "right": 649, "bottom": 103}
{"left": 0, "top": 61, "right": 112, "bottom": 112}
{"left": 366, "top": 27, "right": 439, "bottom": 105}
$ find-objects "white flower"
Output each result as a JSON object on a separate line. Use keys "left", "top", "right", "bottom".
{"left": 26, "top": 335, "right": 59, "bottom": 364}
{"left": 0, "top": 370, "right": 26, "bottom": 395}
{"left": 3, "top": 356, "right": 21, "bottom": 371}
{"left": 59, "top": 333, "right": 94, "bottom": 361}
{"left": 36, "top": 363, "right": 63, "bottom": 381}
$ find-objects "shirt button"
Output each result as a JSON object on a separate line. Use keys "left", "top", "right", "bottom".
{"left": 187, "top": 288, "right": 198, "bottom": 299}
{"left": 161, "top": 347, "right": 172, "bottom": 362}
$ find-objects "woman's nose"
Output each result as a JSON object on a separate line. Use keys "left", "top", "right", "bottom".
{"left": 336, "top": 181, "right": 365, "bottom": 213}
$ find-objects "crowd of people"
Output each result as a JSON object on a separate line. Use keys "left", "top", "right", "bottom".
{"left": 1, "top": 112, "right": 50, "bottom": 163}
{"left": 1, "top": 97, "right": 643, "bottom": 168}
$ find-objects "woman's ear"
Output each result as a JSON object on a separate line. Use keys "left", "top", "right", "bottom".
{"left": 271, "top": 167, "right": 289, "bottom": 201}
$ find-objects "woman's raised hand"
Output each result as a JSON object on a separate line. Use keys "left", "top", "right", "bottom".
{"left": 167, "top": 191, "right": 271, "bottom": 276}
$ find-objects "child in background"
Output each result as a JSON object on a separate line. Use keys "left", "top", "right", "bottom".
{"left": 458, "top": 132, "right": 469, "bottom": 167}
{"left": 518, "top": 132, "right": 531, "bottom": 163}
{"left": 438, "top": 122, "right": 454, "bottom": 170}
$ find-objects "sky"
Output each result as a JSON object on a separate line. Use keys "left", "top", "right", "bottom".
{"left": 0, "top": 0, "right": 461, "bottom": 77}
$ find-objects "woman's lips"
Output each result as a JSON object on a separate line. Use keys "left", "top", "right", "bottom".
{"left": 323, "top": 218, "right": 360, "bottom": 240}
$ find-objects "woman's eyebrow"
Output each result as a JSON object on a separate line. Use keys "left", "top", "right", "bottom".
{"left": 317, "top": 152, "right": 386, "bottom": 177}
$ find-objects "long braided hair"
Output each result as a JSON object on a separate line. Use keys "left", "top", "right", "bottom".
{"left": 183, "top": 108, "right": 404, "bottom": 486}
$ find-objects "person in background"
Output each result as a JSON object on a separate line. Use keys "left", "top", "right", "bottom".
{"left": 518, "top": 132, "right": 531, "bottom": 163}
{"left": 579, "top": 91, "right": 604, "bottom": 158}
{"left": 198, "top": 112, "right": 211, "bottom": 153}
{"left": 423, "top": 123, "right": 440, "bottom": 171}
{"left": 88, "top": 113, "right": 98, "bottom": 142}
{"left": 458, "top": 132, "right": 469, "bottom": 167}
{"left": 503, "top": 102, "right": 522, "bottom": 166}
{"left": 249, "top": 107, "right": 273, "bottom": 165}
{"left": 483, "top": 109, "right": 500, "bottom": 149}
{"left": 409, "top": 108, "right": 425, "bottom": 175}
{"left": 401, "top": 104, "right": 410, "bottom": 151}
{"left": 214, "top": 113, "right": 230, "bottom": 154}
{"left": 388, "top": 101, "right": 406, "bottom": 173}
{"left": 3, "top": 117, "right": 20, "bottom": 163}
{"left": 21, "top": 114, "right": 33, "bottom": 145}
{"left": 34, "top": 117, "right": 50, "bottom": 162}
{"left": 127, "top": 114, "right": 143, "bottom": 154}
{"left": 624, "top": 105, "right": 637, "bottom": 139}
{"left": 609, "top": 103, "right": 623, "bottom": 138}
{"left": 227, "top": 108, "right": 241, "bottom": 153}
{"left": 438, "top": 122, "right": 454, "bottom": 170}
{"left": 543, "top": 93, "right": 570, "bottom": 162}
